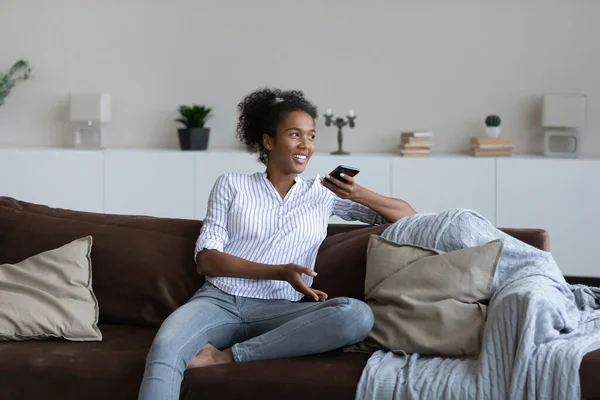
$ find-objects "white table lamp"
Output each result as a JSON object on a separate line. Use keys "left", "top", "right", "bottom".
{"left": 541, "top": 94, "right": 586, "bottom": 158}
{"left": 70, "top": 93, "right": 111, "bottom": 149}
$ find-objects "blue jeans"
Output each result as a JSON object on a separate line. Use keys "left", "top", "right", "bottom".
{"left": 138, "top": 281, "right": 374, "bottom": 400}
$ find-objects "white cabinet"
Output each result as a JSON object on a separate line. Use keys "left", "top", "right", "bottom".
{"left": 496, "top": 157, "right": 600, "bottom": 277}
{"left": 0, "top": 148, "right": 104, "bottom": 213}
{"left": 392, "top": 156, "right": 497, "bottom": 224}
{"left": 104, "top": 150, "right": 196, "bottom": 219}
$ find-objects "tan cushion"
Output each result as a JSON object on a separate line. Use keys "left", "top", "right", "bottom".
{"left": 0, "top": 236, "right": 101, "bottom": 341}
{"left": 348, "top": 235, "right": 503, "bottom": 357}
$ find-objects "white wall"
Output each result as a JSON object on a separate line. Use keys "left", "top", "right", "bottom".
{"left": 1, "top": 0, "right": 599, "bottom": 156}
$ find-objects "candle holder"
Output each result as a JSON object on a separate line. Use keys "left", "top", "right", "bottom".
{"left": 324, "top": 110, "right": 356, "bottom": 155}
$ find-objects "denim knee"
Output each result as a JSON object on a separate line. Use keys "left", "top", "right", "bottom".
{"left": 332, "top": 297, "right": 374, "bottom": 344}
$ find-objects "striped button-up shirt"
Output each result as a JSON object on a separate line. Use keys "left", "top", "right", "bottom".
{"left": 195, "top": 172, "right": 386, "bottom": 301}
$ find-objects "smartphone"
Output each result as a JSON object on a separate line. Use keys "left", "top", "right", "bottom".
{"left": 326, "top": 165, "right": 360, "bottom": 184}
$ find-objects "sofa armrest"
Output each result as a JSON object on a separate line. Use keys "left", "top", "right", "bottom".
{"left": 498, "top": 228, "right": 549, "bottom": 251}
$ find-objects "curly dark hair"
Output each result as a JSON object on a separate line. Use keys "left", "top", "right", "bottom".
{"left": 236, "top": 88, "right": 318, "bottom": 165}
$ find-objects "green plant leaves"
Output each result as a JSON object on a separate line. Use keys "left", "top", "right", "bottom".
{"left": 0, "top": 59, "right": 33, "bottom": 107}
{"left": 485, "top": 115, "right": 501, "bottom": 127}
{"left": 175, "top": 104, "right": 213, "bottom": 128}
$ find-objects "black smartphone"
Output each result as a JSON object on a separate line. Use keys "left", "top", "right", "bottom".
{"left": 326, "top": 165, "right": 360, "bottom": 184}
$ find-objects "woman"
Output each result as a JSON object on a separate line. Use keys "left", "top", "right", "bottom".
{"left": 138, "top": 88, "right": 416, "bottom": 400}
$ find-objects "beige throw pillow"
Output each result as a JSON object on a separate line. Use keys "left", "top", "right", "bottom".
{"left": 347, "top": 235, "right": 503, "bottom": 358}
{"left": 0, "top": 236, "right": 101, "bottom": 341}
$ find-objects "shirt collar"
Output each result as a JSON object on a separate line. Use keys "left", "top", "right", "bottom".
{"left": 261, "top": 172, "right": 302, "bottom": 183}
{"left": 260, "top": 172, "right": 302, "bottom": 203}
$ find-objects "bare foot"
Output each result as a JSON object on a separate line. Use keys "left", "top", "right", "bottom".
{"left": 186, "top": 344, "right": 235, "bottom": 369}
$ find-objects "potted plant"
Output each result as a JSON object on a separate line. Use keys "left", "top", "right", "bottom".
{"left": 485, "top": 115, "right": 502, "bottom": 137}
{"left": 0, "top": 60, "right": 33, "bottom": 107}
{"left": 175, "top": 104, "right": 213, "bottom": 150}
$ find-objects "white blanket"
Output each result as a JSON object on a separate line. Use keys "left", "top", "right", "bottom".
{"left": 356, "top": 209, "right": 600, "bottom": 400}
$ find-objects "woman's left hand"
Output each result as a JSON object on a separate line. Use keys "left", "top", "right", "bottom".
{"left": 321, "top": 173, "right": 360, "bottom": 201}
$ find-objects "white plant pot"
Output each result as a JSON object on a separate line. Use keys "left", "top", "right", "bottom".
{"left": 485, "top": 126, "right": 502, "bottom": 138}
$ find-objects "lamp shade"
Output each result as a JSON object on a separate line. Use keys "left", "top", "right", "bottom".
{"left": 70, "top": 93, "right": 111, "bottom": 123}
{"left": 541, "top": 94, "right": 586, "bottom": 128}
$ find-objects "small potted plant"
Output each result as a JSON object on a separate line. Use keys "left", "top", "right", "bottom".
{"left": 0, "top": 60, "right": 33, "bottom": 107}
{"left": 485, "top": 115, "right": 502, "bottom": 137}
{"left": 175, "top": 104, "right": 213, "bottom": 150}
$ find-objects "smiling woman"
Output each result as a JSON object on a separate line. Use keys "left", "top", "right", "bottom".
{"left": 236, "top": 89, "right": 318, "bottom": 163}
{"left": 234, "top": 89, "right": 320, "bottom": 198}
{"left": 138, "top": 88, "right": 415, "bottom": 400}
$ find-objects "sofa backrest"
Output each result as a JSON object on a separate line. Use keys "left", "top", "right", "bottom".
{"left": 0, "top": 197, "right": 386, "bottom": 327}
{"left": 0, "top": 197, "right": 203, "bottom": 327}
{"left": 0, "top": 197, "right": 549, "bottom": 327}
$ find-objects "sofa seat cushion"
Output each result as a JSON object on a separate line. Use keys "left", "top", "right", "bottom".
{"left": 0, "top": 324, "right": 598, "bottom": 400}
{"left": 0, "top": 324, "right": 155, "bottom": 400}
{"left": 0, "top": 321, "right": 371, "bottom": 400}
{"left": 181, "top": 351, "right": 371, "bottom": 400}
{"left": 186, "top": 349, "right": 598, "bottom": 400}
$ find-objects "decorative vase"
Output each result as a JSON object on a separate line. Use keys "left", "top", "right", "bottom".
{"left": 178, "top": 128, "right": 210, "bottom": 150}
{"left": 485, "top": 126, "right": 502, "bottom": 138}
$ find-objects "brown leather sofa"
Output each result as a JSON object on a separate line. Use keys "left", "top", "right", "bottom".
{"left": 0, "top": 196, "right": 598, "bottom": 400}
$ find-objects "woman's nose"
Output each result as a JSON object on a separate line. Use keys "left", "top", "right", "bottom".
{"left": 299, "top": 137, "right": 310, "bottom": 148}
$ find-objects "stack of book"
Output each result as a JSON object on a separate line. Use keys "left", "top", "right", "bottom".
{"left": 470, "top": 137, "right": 513, "bottom": 157}
{"left": 399, "top": 131, "right": 433, "bottom": 157}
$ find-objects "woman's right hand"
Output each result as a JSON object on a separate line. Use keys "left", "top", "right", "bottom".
{"left": 280, "top": 263, "right": 328, "bottom": 302}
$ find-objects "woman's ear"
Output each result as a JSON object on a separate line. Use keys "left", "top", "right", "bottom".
{"left": 263, "top": 134, "right": 272, "bottom": 151}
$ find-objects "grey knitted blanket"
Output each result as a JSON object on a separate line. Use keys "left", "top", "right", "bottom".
{"left": 356, "top": 209, "right": 600, "bottom": 400}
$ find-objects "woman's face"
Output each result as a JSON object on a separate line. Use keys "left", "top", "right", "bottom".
{"left": 264, "top": 111, "right": 316, "bottom": 175}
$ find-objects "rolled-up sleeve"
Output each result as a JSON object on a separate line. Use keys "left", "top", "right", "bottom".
{"left": 331, "top": 196, "right": 388, "bottom": 225}
{"left": 194, "top": 173, "right": 233, "bottom": 260}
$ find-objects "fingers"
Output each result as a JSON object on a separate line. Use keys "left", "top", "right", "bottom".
{"left": 313, "top": 289, "right": 329, "bottom": 301}
{"left": 321, "top": 177, "right": 344, "bottom": 195}
{"left": 321, "top": 175, "right": 352, "bottom": 198}
{"left": 325, "top": 174, "right": 352, "bottom": 191}
{"left": 320, "top": 177, "right": 335, "bottom": 192}
{"left": 339, "top": 173, "right": 355, "bottom": 185}
{"left": 294, "top": 265, "right": 317, "bottom": 278}
{"left": 288, "top": 264, "right": 321, "bottom": 301}
{"left": 294, "top": 281, "right": 319, "bottom": 301}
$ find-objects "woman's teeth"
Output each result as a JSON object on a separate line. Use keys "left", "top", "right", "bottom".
{"left": 293, "top": 155, "right": 307, "bottom": 160}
